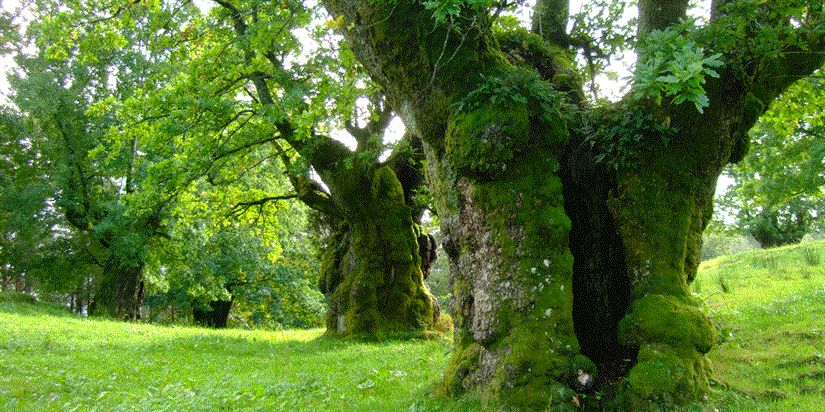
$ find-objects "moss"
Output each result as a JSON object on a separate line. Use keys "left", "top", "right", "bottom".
{"left": 572, "top": 354, "right": 597, "bottom": 379}
{"left": 438, "top": 342, "right": 483, "bottom": 396}
{"left": 618, "top": 294, "right": 716, "bottom": 354}
{"left": 427, "top": 25, "right": 587, "bottom": 410}
{"left": 321, "top": 164, "right": 439, "bottom": 340}
{"left": 495, "top": 27, "right": 585, "bottom": 103}
{"left": 317, "top": 224, "right": 349, "bottom": 295}
{"left": 444, "top": 126, "right": 577, "bottom": 410}
{"left": 610, "top": 147, "right": 720, "bottom": 408}
{"left": 612, "top": 171, "right": 696, "bottom": 299}
{"left": 445, "top": 102, "right": 530, "bottom": 181}
{"left": 620, "top": 343, "right": 713, "bottom": 411}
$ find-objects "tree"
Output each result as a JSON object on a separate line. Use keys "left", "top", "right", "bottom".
{"left": 0, "top": 108, "right": 68, "bottom": 294}
{"left": 719, "top": 72, "right": 825, "bottom": 248}
{"left": 144, "top": 159, "right": 325, "bottom": 330}
{"left": 319, "top": 0, "right": 824, "bottom": 410}
{"left": 50, "top": 0, "right": 442, "bottom": 338}
{"left": 23, "top": 0, "right": 443, "bottom": 338}
{"left": 4, "top": 1, "right": 205, "bottom": 319}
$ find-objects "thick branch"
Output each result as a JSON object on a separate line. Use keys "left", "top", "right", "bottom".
{"left": 344, "top": 93, "right": 394, "bottom": 153}
{"left": 272, "top": 141, "right": 342, "bottom": 218}
{"left": 638, "top": 0, "right": 689, "bottom": 35}
{"left": 230, "top": 194, "right": 298, "bottom": 217}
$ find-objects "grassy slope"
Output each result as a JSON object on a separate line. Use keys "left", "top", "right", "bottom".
{"left": 698, "top": 240, "right": 825, "bottom": 411}
{"left": 2, "top": 240, "right": 824, "bottom": 411}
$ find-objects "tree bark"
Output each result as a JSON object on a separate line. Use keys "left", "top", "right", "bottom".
{"left": 193, "top": 298, "right": 233, "bottom": 328}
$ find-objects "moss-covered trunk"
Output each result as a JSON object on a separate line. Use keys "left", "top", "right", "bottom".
{"left": 428, "top": 144, "right": 590, "bottom": 410}
{"left": 92, "top": 251, "right": 145, "bottom": 321}
{"left": 318, "top": 0, "right": 823, "bottom": 409}
{"left": 317, "top": 164, "right": 439, "bottom": 339}
{"left": 609, "top": 162, "right": 717, "bottom": 409}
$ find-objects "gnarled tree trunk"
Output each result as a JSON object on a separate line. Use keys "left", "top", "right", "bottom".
{"left": 321, "top": 0, "right": 824, "bottom": 410}
{"left": 317, "top": 161, "right": 440, "bottom": 339}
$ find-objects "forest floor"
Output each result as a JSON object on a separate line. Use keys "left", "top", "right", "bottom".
{"left": 1, "top": 240, "right": 824, "bottom": 411}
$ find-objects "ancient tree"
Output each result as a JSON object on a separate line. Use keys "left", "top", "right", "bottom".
{"left": 320, "top": 0, "right": 824, "bottom": 409}
{"left": 164, "top": 0, "right": 443, "bottom": 338}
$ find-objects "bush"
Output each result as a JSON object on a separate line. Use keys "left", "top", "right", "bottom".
{"left": 0, "top": 291, "right": 37, "bottom": 304}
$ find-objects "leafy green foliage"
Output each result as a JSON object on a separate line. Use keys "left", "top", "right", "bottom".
{"left": 454, "top": 69, "right": 565, "bottom": 124}
{"left": 718, "top": 72, "right": 825, "bottom": 248}
{"left": 630, "top": 22, "right": 724, "bottom": 113}
{"left": 567, "top": 0, "right": 636, "bottom": 99}
{"left": 580, "top": 105, "right": 677, "bottom": 170}
{"left": 422, "top": 0, "right": 509, "bottom": 23}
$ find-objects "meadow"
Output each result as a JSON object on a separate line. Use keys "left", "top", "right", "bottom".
{"left": 1, "top": 240, "right": 824, "bottom": 411}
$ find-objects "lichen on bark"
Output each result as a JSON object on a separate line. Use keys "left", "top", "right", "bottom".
{"left": 427, "top": 52, "right": 589, "bottom": 407}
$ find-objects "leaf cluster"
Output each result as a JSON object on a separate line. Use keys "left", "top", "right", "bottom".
{"left": 454, "top": 69, "right": 565, "bottom": 123}
{"left": 581, "top": 105, "right": 677, "bottom": 170}
{"left": 421, "top": 0, "right": 524, "bottom": 24}
{"left": 630, "top": 21, "right": 724, "bottom": 113}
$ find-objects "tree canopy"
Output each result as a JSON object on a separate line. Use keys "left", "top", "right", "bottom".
{"left": 719, "top": 71, "right": 825, "bottom": 247}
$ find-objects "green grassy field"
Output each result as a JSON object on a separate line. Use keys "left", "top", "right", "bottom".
{"left": 1, "top": 240, "right": 824, "bottom": 411}
{"left": 696, "top": 240, "right": 825, "bottom": 411}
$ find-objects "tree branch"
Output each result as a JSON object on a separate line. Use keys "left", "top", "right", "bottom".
{"left": 229, "top": 194, "right": 298, "bottom": 217}
{"left": 344, "top": 92, "right": 394, "bottom": 152}
{"left": 637, "top": 0, "right": 689, "bottom": 35}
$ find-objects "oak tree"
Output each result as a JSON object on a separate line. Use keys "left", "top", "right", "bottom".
{"left": 320, "top": 0, "right": 824, "bottom": 409}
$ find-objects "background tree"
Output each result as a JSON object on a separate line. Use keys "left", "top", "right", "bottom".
{"left": 144, "top": 157, "right": 325, "bottom": 329}
{"left": 320, "top": 0, "right": 824, "bottom": 410}
{"left": 0, "top": 108, "right": 75, "bottom": 295}
{"left": 719, "top": 72, "right": 825, "bottom": 248}
{"left": 59, "top": 0, "right": 444, "bottom": 339}
{"left": 4, "top": 1, "right": 215, "bottom": 319}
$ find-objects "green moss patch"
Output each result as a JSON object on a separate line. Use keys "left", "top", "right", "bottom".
{"left": 621, "top": 343, "right": 713, "bottom": 410}
{"left": 619, "top": 294, "right": 717, "bottom": 354}
{"left": 446, "top": 102, "right": 530, "bottom": 181}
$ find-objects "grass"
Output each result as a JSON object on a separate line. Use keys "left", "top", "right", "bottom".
{"left": 0, "top": 300, "right": 454, "bottom": 412}
{"left": 2, "top": 240, "right": 825, "bottom": 411}
{"left": 696, "top": 239, "right": 825, "bottom": 411}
